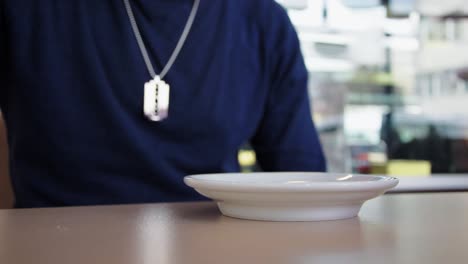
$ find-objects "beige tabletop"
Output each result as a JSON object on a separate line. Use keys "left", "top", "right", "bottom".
{"left": 1, "top": 193, "right": 467, "bottom": 264}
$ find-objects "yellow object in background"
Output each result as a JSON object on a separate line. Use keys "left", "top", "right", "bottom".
{"left": 238, "top": 149, "right": 257, "bottom": 172}
{"left": 372, "top": 160, "right": 431, "bottom": 176}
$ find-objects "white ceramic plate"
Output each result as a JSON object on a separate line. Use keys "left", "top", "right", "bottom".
{"left": 184, "top": 172, "right": 398, "bottom": 221}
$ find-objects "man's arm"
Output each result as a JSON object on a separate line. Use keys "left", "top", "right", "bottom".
{"left": 251, "top": 1, "right": 326, "bottom": 171}
{"left": 0, "top": 1, "right": 13, "bottom": 208}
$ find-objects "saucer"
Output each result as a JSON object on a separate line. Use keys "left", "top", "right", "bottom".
{"left": 184, "top": 172, "right": 398, "bottom": 221}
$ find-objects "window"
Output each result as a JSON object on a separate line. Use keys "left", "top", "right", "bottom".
{"left": 252, "top": 0, "right": 468, "bottom": 178}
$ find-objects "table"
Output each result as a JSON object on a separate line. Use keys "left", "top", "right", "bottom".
{"left": 1, "top": 193, "right": 468, "bottom": 264}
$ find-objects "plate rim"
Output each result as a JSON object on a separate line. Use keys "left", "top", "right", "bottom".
{"left": 184, "top": 172, "right": 399, "bottom": 193}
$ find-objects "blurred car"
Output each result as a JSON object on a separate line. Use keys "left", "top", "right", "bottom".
{"left": 381, "top": 110, "right": 468, "bottom": 173}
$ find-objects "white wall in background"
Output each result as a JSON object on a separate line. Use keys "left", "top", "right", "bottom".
{"left": 287, "top": 0, "right": 323, "bottom": 29}
{"left": 349, "top": 29, "right": 386, "bottom": 66}
{"left": 327, "top": 0, "right": 386, "bottom": 30}
{"left": 276, "top": 0, "right": 308, "bottom": 10}
{"left": 417, "top": 0, "right": 468, "bottom": 16}
{"left": 417, "top": 43, "right": 468, "bottom": 73}
{"left": 420, "top": 94, "right": 468, "bottom": 117}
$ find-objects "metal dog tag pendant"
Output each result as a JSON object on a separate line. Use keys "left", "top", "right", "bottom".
{"left": 143, "top": 76, "right": 170, "bottom": 121}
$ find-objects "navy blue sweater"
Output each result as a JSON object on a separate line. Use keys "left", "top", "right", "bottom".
{"left": 0, "top": 0, "right": 325, "bottom": 208}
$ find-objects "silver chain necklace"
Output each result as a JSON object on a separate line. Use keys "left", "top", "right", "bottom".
{"left": 123, "top": 0, "right": 200, "bottom": 121}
